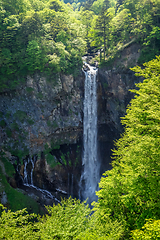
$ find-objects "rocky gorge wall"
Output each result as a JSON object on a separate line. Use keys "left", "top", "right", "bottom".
{"left": 0, "top": 43, "right": 142, "bottom": 210}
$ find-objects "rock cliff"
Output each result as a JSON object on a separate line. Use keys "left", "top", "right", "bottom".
{"left": 0, "top": 70, "right": 84, "bottom": 207}
{"left": 0, "top": 43, "right": 142, "bottom": 209}
{"left": 97, "top": 43, "right": 141, "bottom": 173}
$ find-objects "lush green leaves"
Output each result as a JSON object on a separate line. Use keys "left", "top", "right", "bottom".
{"left": 0, "top": 205, "right": 38, "bottom": 239}
{"left": 36, "top": 198, "right": 91, "bottom": 239}
{"left": 131, "top": 219, "right": 160, "bottom": 239}
{"left": 1, "top": 0, "right": 160, "bottom": 89}
{"left": 0, "top": 0, "right": 86, "bottom": 91}
{"left": 94, "top": 56, "right": 160, "bottom": 237}
{"left": 83, "top": 0, "right": 160, "bottom": 65}
{"left": 0, "top": 198, "right": 92, "bottom": 240}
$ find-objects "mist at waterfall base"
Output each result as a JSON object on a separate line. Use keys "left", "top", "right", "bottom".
{"left": 79, "top": 64, "right": 100, "bottom": 204}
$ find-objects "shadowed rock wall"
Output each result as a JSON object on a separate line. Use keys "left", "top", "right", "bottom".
{"left": 97, "top": 43, "right": 141, "bottom": 174}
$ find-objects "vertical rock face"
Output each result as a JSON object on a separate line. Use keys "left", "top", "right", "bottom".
{"left": 0, "top": 70, "right": 85, "bottom": 204}
{"left": 0, "top": 70, "right": 84, "bottom": 151}
{"left": 97, "top": 43, "right": 141, "bottom": 174}
{"left": 0, "top": 43, "right": 142, "bottom": 206}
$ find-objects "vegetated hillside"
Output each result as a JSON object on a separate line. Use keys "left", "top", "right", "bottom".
{"left": 0, "top": 0, "right": 160, "bottom": 238}
{"left": 1, "top": 0, "right": 160, "bottom": 93}
{"left": 1, "top": 0, "right": 160, "bottom": 92}
{"left": 0, "top": 0, "right": 86, "bottom": 92}
{"left": 0, "top": 56, "right": 160, "bottom": 239}
{"left": 85, "top": 0, "right": 160, "bottom": 65}
{"left": 95, "top": 55, "right": 160, "bottom": 238}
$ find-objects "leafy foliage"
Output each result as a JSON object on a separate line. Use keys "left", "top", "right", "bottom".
{"left": 36, "top": 198, "right": 91, "bottom": 239}
{"left": 0, "top": 198, "right": 92, "bottom": 240}
{"left": 0, "top": 204, "right": 38, "bottom": 239}
{"left": 0, "top": 0, "right": 86, "bottom": 91}
{"left": 94, "top": 56, "right": 160, "bottom": 237}
{"left": 1, "top": 0, "right": 160, "bottom": 90}
{"left": 80, "top": 0, "right": 160, "bottom": 65}
{"left": 131, "top": 219, "right": 160, "bottom": 239}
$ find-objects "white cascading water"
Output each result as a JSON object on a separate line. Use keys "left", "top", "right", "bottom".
{"left": 23, "top": 156, "right": 60, "bottom": 202}
{"left": 23, "top": 156, "right": 36, "bottom": 186}
{"left": 80, "top": 64, "right": 100, "bottom": 203}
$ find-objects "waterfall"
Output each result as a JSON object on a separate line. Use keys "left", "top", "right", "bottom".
{"left": 30, "top": 157, "right": 34, "bottom": 185}
{"left": 23, "top": 156, "right": 36, "bottom": 186}
{"left": 23, "top": 156, "right": 60, "bottom": 203}
{"left": 23, "top": 159, "right": 28, "bottom": 185}
{"left": 80, "top": 64, "right": 100, "bottom": 203}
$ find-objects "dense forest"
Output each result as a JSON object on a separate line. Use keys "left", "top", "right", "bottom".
{"left": 1, "top": 0, "right": 160, "bottom": 91}
{"left": 0, "top": 0, "right": 160, "bottom": 239}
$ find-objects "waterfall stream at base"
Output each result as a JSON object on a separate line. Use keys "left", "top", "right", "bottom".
{"left": 79, "top": 64, "right": 100, "bottom": 203}
{"left": 23, "top": 156, "right": 60, "bottom": 203}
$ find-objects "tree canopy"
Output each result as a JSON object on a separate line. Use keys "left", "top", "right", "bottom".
{"left": 0, "top": 0, "right": 86, "bottom": 91}
{"left": 80, "top": 0, "right": 160, "bottom": 66}
{"left": 1, "top": 0, "right": 160, "bottom": 91}
{"left": 0, "top": 0, "right": 160, "bottom": 238}
{"left": 94, "top": 55, "right": 160, "bottom": 237}
{"left": 1, "top": 55, "right": 160, "bottom": 239}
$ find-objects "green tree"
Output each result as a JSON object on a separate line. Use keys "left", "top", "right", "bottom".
{"left": 0, "top": 0, "right": 86, "bottom": 91}
{"left": 90, "top": 0, "right": 104, "bottom": 14}
{"left": 20, "top": 12, "right": 43, "bottom": 45}
{"left": 94, "top": 56, "right": 160, "bottom": 237}
{"left": 35, "top": 198, "right": 92, "bottom": 239}
{"left": 25, "top": 40, "right": 47, "bottom": 73}
{"left": 50, "top": 12, "right": 69, "bottom": 41}
{"left": 80, "top": 10, "right": 94, "bottom": 51}
{"left": 95, "top": 7, "right": 112, "bottom": 60}
{"left": 139, "top": 25, "right": 160, "bottom": 63}
{"left": 115, "top": 0, "right": 124, "bottom": 13}
{"left": 110, "top": 8, "right": 133, "bottom": 44}
{"left": 131, "top": 219, "right": 160, "bottom": 239}
{"left": 0, "top": 204, "right": 37, "bottom": 239}
{"left": 49, "top": 0, "right": 64, "bottom": 12}
{"left": 1, "top": 0, "right": 31, "bottom": 15}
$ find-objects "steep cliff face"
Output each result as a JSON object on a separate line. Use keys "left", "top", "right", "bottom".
{"left": 97, "top": 43, "right": 141, "bottom": 173}
{"left": 0, "top": 71, "right": 84, "bottom": 153}
{"left": 0, "top": 43, "right": 142, "bottom": 209}
{"left": 0, "top": 70, "right": 84, "bottom": 207}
